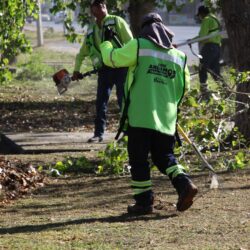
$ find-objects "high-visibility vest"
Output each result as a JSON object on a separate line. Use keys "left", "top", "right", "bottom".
{"left": 85, "top": 16, "right": 130, "bottom": 69}
{"left": 85, "top": 26, "right": 103, "bottom": 69}
{"left": 127, "top": 38, "right": 187, "bottom": 135}
{"left": 199, "top": 14, "right": 222, "bottom": 45}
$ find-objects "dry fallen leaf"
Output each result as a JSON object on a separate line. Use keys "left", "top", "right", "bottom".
{"left": 0, "top": 159, "right": 45, "bottom": 205}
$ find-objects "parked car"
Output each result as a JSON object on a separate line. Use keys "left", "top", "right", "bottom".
{"left": 41, "top": 14, "right": 51, "bottom": 22}
{"left": 54, "top": 11, "right": 66, "bottom": 24}
{"left": 26, "top": 16, "right": 34, "bottom": 23}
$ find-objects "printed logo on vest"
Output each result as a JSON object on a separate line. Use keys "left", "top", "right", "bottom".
{"left": 147, "top": 64, "right": 176, "bottom": 79}
{"left": 153, "top": 77, "right": 167, "bottom": 85}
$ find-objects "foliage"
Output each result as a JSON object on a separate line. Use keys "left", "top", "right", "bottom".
{"left": 230, "top": 69, "right": 250, "bottom": 84}
{"left": 202, "top": 0, "right": 222, "bottom": 12}
{"left": 226, "top": 151, "right": 249, "bottom": 171}
{"left": 50, "top": 0, "right": 125, "bottom": 43}
{"left": 16, "top": 53, "right": 54, "bottom": 81}
{"left": 50, "top": 0, "right": 195, "bottom": 43}
{"left": 50, "top": 156, "right": 94, "bottom": 175}
{"left": 97, "top": 72, "right": 249, "bottom": 174}
{"left": 97, "top": 136, "right": 129, "bottom": 175}
{"left": 0, "top": 0, "right": 221, "bottom": 81}
{"left": 1, "top": 0, "right": 249, "bottom": 174}
{"left": 0, "top": 0, "right": 38, "bottom": 82}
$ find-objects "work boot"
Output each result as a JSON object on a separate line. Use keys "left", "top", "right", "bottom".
{"left": 127, "top": 190, "right": 154, "bottom": 215}
{"left": 200, "top": 83, "right": 211, "bottom": 102}
{"left": 172, "top": 174, "right": 198, "bottom": 212}
{"left": 87, "top": 135, "right": 103, "bottom": 143}
{"left": 200, "top": 92, "right": 211, "bottom": 102}
{"left": 127, "top": 203, "right": 153, "bottom": 215}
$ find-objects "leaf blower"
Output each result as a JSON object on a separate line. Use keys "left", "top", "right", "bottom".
{"left": 52, "top": 68, "right": 97, "bottom": 95}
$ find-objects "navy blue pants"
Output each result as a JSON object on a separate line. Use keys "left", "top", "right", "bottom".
{"left": 127, "top": 126, "right": 178, "bottom": 205}
{"left": 199, "top": 43, "right": 221, "bottom": 83}
{"left": 94, "top": 66, "right": 127, "bottom": 137}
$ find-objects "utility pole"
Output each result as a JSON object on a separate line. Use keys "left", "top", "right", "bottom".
{"left": 36, "top": 0, "right": 44, "bottom": 46}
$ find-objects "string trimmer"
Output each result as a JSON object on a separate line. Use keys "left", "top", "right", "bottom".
{"left": 177, "top": 123, "right": 219, "bottom": 189}
{"left": 52, "top": 68, "right": 97, "bottom": 95}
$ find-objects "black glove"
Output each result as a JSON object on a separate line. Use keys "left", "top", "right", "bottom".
{"left": 104, "top": 27, "right": 115, "bottom": 41}
{"left": 72, "top": 71, "right": 82, "bottom": 81}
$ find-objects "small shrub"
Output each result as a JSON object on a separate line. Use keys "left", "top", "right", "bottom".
{"left": 16, "top": 53, "right": 54, "bottom": 80}
{"left": 97, "top": 137, "right": 129, "bottom": 175}
{"left": 51, "top": 156, "right": 94, "bottom": 175}
{"left": 226, "top": 152, "right": 249, "bottom": 171}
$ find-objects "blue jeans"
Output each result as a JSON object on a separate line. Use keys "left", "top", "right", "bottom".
{"left": 199, "top": 43, "right": 221, "bottom": 84}
{"left": 94, "top": 66, "right": 127, "bottom": 137}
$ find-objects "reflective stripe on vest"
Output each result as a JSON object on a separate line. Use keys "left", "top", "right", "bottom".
{"left": 104, "top": 19, "right": 116, "bottom": 26}
{"left": 87, "top": 29, "right": 93, "bottom": 36}
{"left": 139, "top": 49, "right": 186, "bottom": 69}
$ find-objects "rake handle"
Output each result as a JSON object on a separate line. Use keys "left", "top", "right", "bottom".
{"left": 177, "top": 123, "right": 215, "bottom": 173}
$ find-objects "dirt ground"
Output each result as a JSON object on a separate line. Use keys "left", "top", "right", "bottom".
{"left": 1, "top": 90, "right": 250, "bottom": 249}
{"left": 0, "top": 168, "right": 249, "bottom": 250}
{"left": 0, "top": 50, "right": 249, "bottom": 250}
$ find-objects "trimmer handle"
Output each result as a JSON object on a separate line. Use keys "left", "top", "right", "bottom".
{"left": 78, "top": 69, "right": 98, "bottom": 80}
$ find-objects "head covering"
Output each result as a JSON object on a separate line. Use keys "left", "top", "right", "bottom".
{"left": 90, "top": 0, "right": 105, "bottom": 6}
{"left": 196, "top": 6, "right": 210, "bottom": 16}
{"left": 139, "top": 12, "right": 174, "bottom": 49}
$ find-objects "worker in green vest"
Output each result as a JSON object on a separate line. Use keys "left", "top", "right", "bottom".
{"left": 72, "top": 0, "right": 133, "bottom": 142}
{"left": 195, "top": 6, "right": 222, "bottom": 101}
{"left": 100, "top": 12, "right": 198, "bottom": 215}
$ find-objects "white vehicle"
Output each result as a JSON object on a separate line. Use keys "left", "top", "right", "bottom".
{"left": 54, "top": 11, "right": 65, "bottom": 24}
{"left": 41, "top": 14, "right": 51, "bottom": 22}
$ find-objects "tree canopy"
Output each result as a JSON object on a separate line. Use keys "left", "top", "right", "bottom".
{"left": 0, "top": 0, "right": 38, "bottom": 82}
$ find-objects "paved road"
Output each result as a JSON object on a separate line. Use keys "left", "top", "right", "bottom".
{"left": 26, "top": 22, "right": 200, "bottom": 65}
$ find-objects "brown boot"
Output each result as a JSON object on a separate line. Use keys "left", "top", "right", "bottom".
{"left": 172, "top": 175, "right": 198, "bottom": 212}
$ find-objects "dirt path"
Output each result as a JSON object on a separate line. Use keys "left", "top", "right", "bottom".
{"left": 6, "top": 131, "right": 115, "bottom": 154}
{"left": 0, "top": 169, "right": 249, "bottom": 249}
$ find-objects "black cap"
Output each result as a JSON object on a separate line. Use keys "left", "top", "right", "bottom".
{"left": 196, "top": 6, "right": 210, "bottom": 16}
{"left": 90, "top": 0, "right": 105, "bottom": 6}
{"left": 141, "top": 12, "right": 162, "bottom": 28}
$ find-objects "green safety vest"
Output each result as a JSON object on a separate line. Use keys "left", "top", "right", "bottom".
{"left": 199, "top": 14, "right": 222, "bottom": 45}
{"left": 75, "top": 15, "right": 133, "bottom": 70}
{"left": 85, "top": 26, "right": 103, "bottom": 69}
{"left": 126, "top": 38, "right": 187, "bottom": 136}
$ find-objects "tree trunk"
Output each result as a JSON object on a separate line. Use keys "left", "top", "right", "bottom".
{"left": 128, "top": 0, "right": 156, "bottom": 36}
{"left": 221, "top": 0, "right": 250, "bottom": 142}
{"left": 234, "top": 83, "right": 250, "bottom": 141}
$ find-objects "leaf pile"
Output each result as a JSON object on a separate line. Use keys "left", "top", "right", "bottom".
{"left": 0, "top": 157, "right": 45, "bottom": 205}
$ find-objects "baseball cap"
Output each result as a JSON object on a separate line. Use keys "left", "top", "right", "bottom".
{"left": 196, "top": 6, "right": 210, "bottom": 16}
{"left": 90, "top": 0, "right": 106, "bottom": 6}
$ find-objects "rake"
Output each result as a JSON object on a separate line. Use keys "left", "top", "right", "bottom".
{"left": 177, "top": 123, "right": 219, "bottom": 189}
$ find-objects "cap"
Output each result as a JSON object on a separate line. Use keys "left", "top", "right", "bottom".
{"left": 90, "top": 0, "right": 105, "bottom": 6}
{"left": 141, "top": 12, "right": 162, "bottom": 28}
{"left": 196, "top": 6, "right": 210, "bottom": 16}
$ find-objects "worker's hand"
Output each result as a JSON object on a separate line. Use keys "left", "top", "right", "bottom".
{"left": 72, "top": 71, "right": 82, "bottom": 81}
{"left": 104, "top": 27, "right": 115, "bottom": 41}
